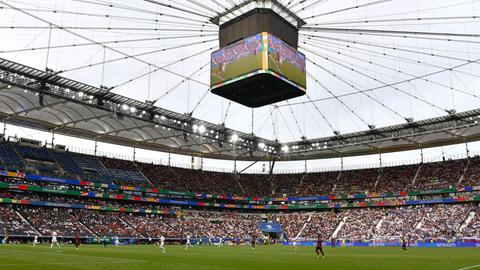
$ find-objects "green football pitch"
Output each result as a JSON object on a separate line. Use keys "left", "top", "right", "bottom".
{"left": 0, "top": 244, "right": 479, "bottom": 270}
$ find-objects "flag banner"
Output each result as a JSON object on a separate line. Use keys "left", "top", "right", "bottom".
{"left": 0, "top": 197, "right": 176, "bottom": 215}
{"left": 283, "top": 241, "right": 480, "bottom": 248}
{"left": 0, "top": 182, "right": 478, "bottom": 210}
{"left": 0, "top": 170, "right": 478, "bottom": 204}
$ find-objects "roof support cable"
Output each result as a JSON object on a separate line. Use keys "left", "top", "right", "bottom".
{"left": 251, "top": 108, "right": 254, "bottom": 135}
{"left": 300, "top": 37, "right": 480, "bottom": 100}
{"left": 0, "top": 4, "right": 218, "bottom": 28}
{"left": 0, "top": 1, "right": 215, "bottom": 86}
{"left": 208, "top": 0, "right": 229, "bottom": 12}
{"left": 100, "top": 47, "right": 106, "bottom": 86}
{"left": 0, "top": 35, "right": 217, "bottom": 54}
{"left": 277, "top": 107, "right": 297, "bottom": 141}
{"left": 143, "top": 0, "right": 214, "bottom": 20}
{"left": 74, "top": 0, "right": 212, "bottom": 24}
{"left": 153, "top": 62, "right": 210, "bottom": 105}
{"left": 302, "top": 46, "right": 449, "bottom": 115}
{"left": 0, "top": 26, "right": 218, "bottom": 32}
{"left": 293, "top": 0, "right": 329, "bottom": 13}
{"left": 288, "top": 53, "right": 480, "bottom": 106}
{"left": 306, "top": 15, "right": 480, "bottom": 27}
{"left": 306, "top": 70, "right": 371, "bottom": 128}
{"left": 254, "top": 107, "right": 275, "bottom": 135}
{"left": 305, "top": 94, "right": 337, "bottom": 134}
{"left": 222, "top": 101, "right": 232, "bottom": 125}
{"left": 312, "top": 0, "right": 480, "bottom": 25}
{"left": 300, "top": 33, "right": 480, "bottom": 62}
{"left": 45, "top": 23, "right": 52, "bottom": 71}
{"left": 302, "top": 47, "right": 410, "bottom": 120}
{"left": 189, "top": 83, "right": 213, "bottom": 116}
{"left": 302, "top": 0, "right": 392, "bottom": 20}
{"left": 271, "top": 107, "right": 278, "bottom": 141}
{"left": 59, "top": 39, "right": 217, "bottom": 76}
{"left": 112, "top": 46, "right": 214, "bottom": 90}
{"left": 301, "top": 30, "right": 480, "bottom": 45}
{"left": 285, "top": 100, "right": 306, "bottom": 139}
{"left": 300, "top": 26, "right": 480, "bottom": 38}
{"left": 300, "top": 36, "right": 480, "bottom": 78}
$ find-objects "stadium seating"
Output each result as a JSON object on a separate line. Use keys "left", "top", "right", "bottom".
{"left": 296, "top": 171, "right": 338, "bottom": 196}
{"left": 414, "top": 159, "right": 467, "bottom": 190}
{"left": 51, "top": 151, "right": 84, "bottom": 178}
{"left": 301, "top": 211, "right": 345, "bottom": 239}
{"left": 462, "top": 156, "right": 480, "bottom": 187}
{"left": 14, "top": 144, "right": 55, "bottom": 163}
{"left": 460, "top": 209, "right": 479, "bottom": 238}
{"left": 0, "top": 140, "right": 479, "bottom": 197}
{"left": 17, "top": 207, "right": 91, "bottom": 237}
{"left": 100, "top": 157, "right": 149, "bottom": 186}
{"left": 1, "top": 202, "right": 478, "bottom": 241}
{"left": 376, "top": 164, "right": 418, "bottom": 193}
{"left": 0, "top": 204, "right": 37, "bottom": 236}
{"left": 335, "top": 168, "right": 379, "bottom": 194}
{"left": 0, "top": 142, "right": 24, "bottom": 170}
{"left": 71, "top": 154, "right": 115, "bottom": 183}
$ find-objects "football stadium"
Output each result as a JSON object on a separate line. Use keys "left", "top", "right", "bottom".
{"left": 0, "top": 1, "right": 479, "bottom": 269}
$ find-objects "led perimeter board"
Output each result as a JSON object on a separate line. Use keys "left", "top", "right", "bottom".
{"left": 210, "top": 32, "right": 306, "bottom": 108}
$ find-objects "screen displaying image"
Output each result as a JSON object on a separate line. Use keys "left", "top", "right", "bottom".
{"left": 267, "top": 34, "right": 306, "bottom": 88}
{"left": 210, "top": 33, "right": 263, "bottom": 86}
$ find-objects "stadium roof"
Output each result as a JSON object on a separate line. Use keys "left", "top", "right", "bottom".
{"left": 0, "top": 0, "right": 479, "bottom": 161}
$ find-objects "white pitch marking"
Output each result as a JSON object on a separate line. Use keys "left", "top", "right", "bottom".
{"left": 458, "top": 264, "right": 480, "bottom": 270}
{"left": 1, "top": 260, "right": 148, "bottom": 266}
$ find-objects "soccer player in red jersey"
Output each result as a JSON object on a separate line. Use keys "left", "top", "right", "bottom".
{"left": 251, "top": 233, "right": 256, "bottom": 250}
{"left": 316, "top": 236, "right": 325, "bottom": 259}
{"left": 401, "top": 236, "right": 408, "bottom": 252}
{"left": 75, "top": 231, "right": 81, "bottom": 250}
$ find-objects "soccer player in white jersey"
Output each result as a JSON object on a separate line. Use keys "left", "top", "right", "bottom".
{"left": 159, "top": 235, "right": 166, "bottom": 253}
{"left": 50, "top": 232, "right": 60, "bottom": 248}
{"left": 292, "top": 236, "right": 299, "bottom": 252}
{"left": 185, "top": 235, "right": 192, "bottom": 250}
{"left": 33, "top": 235, "right": 39, "bottom": 247}
{"left": 114, "top": 236, "right": 120, "bottom": 247}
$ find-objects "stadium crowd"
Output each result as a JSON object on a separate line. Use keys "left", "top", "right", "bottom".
{"left": 0, "top": 141, "right": 479, "bottom": 198}
{"left": 1, "top": 202, "right": 477, "bottom": 242}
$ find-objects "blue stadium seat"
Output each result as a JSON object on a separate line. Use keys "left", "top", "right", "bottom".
{"left": 51, "top": 151, "right": 83, "bottom": 177}
{"left": 0, "top": 143, "right": 25, "bottom": 170}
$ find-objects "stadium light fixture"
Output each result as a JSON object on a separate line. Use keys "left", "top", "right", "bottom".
{"left": 258, "top": 142, "right": 265, "bottom": 149}
{"left": 78, "top": 92, "right": 84, "bottom": 98}
{"left": 198, "top": 125, "right": 206, "bottom": 134}
{"left": 129, "top": 107, "right": 136, "bottom": 113}
{"left": 192, "top": 124, "right": 199, "bottom": 131}
{"left": 281, "top": 145, "right": 289, "bottom": 153}
{"left": 232, "top": 134, "right": 239, "bottom": 142}
{"left": 121, "top": 104, "right": 129, "bottom": 111}
{"left": 160, "top": 115, "right": 166, "bottom": 120}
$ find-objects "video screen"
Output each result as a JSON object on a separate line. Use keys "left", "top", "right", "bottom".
{"left": 210, "top": 33, "right": 263, "bottom": 86}
{"left": 267, "top": 34, "right": 306, "bottom": 88}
